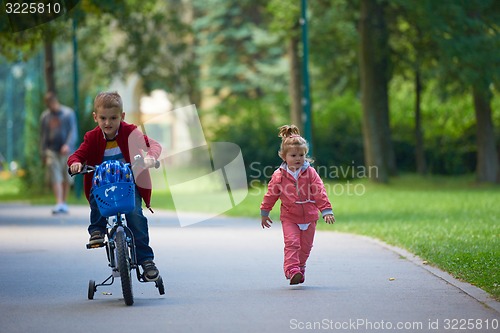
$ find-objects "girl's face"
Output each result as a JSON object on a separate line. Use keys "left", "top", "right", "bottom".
{"left": 284, "top": 147, "right": 306, "bottom": 171}
{"left": 93, "top": 107, "right": 125, "bottom": 140}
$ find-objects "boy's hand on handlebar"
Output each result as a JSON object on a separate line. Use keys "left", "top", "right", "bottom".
{"left": 143, "top": 156, "right": 157, "bottom": 168}
{"left": 70, "top": 162, "right": 83, "bottom": 174}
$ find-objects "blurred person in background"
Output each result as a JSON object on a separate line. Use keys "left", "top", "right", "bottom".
{"left": 40, "top": 91, "right": 78, "bottom": 214}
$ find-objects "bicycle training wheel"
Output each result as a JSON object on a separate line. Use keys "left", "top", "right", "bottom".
{"left": 115, "top": 228, "right": 134, "bottom": 305}
{"left": 155, "top": 276, "right": 165, "bottom": 295}
{"left": 88, "top": 280, "right": 96, "bottom": 300}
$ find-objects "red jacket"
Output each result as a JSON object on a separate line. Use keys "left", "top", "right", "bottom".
{"left": 67, "top": 122, "right": 162, "bottom": 209}
{"left": 260, "top": 162, "right": 333, "bottom": 224}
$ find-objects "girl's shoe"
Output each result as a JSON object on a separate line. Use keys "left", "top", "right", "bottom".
{"left": 299, "top": 266, "right": 306, "bottom": 284}
{"left": 289, "top": 268, "right": 304, "bottom": 285}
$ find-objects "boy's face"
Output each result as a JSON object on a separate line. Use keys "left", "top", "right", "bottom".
{"left": 284, "top": 147, "right": 306, "bottom": 171}
{"left": 93, "top": 107, "right": 125, "bottom": 140}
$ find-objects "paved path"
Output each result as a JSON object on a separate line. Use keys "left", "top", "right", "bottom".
{"left": 0, "top": 204, "right": 498, "bottom": 333}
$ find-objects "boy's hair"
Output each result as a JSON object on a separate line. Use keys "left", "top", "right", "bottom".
{"left": 277, "top": 125, "right": 313, "bottom": 162}
{"left": 94, "top": 91, "right": 123, "bottom": 113}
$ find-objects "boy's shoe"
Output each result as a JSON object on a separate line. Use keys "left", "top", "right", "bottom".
{"left": 141, "top": 260, "right": 160, "bottom": 282}
{"left": 289, "top": 268, "right": 304, "bottom": 285}
{"left": 88, "top": 231, "right": 105, "bottom": 247}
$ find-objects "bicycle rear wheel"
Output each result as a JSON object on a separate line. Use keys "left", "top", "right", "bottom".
{"left": 115, "top": 227, "right": 133, "bottom": 305}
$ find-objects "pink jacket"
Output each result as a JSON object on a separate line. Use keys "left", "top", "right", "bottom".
{"left": 260, "top": 162, "right": 333, "bottom": 224}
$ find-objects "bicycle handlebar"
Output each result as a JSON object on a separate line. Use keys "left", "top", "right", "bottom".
{"left": 131, "top": 154, "right": 161, "bottom": 170}
{"left": 69, "top": 164, "right": 96, "bottom": 176}
{"left": 68, "top": 155, "right": 160, "bottom": 177}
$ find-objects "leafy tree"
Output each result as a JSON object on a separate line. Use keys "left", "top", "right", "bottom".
{"left": 358, "top": 0, "right": 396, "bottom": 183}
{"left": 416, "top": 0, "right": 500, "bottom": 183}
{"left": 1, "top": 0, "right": 195, "bottom": 190}
{"left": 79, "top": 0, "right": 199, "bottom": 103}
{"left": 309, "top": 0, "right": 359, "bottom": 95}
{"left": 0, "top": 1, "right": 77, "bottom": 92}
{"left": 266, "top": 0, "right": 302, "bottom": 131}
{"left": 389, "top": 0, "right": 439, "bottom": 175}
{"left": 193, "top": 0, "right": 285, "bottom": 103}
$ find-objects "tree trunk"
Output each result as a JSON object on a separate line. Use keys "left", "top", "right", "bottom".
{"left": 472, "top": 85, "right": 499, "bottom": 183}
{"left": 44, "top": 37, "right": 56, "bottom": 94}
{"left": 414, "top": 67, "right": 426, "bottom": 174}
{"left": 358, "top": 0, "right": 394, "bottom": 182}
{"left": 288, "top": 34, "right": 302, "bottom": 132}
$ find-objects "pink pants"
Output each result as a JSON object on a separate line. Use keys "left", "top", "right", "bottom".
{"left": 281, "top": 221, "right": 317, "bottom": 278}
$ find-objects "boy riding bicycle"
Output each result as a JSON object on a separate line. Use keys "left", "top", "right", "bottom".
{"left": 68, "top": 91, "right": 162, "bottom": 281}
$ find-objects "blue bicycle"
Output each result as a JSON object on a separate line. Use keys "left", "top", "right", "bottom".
{"left": 70, "top": 156, "right": 164, "bottom": 305}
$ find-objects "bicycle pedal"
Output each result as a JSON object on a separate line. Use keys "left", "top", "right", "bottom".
{"left": 86, "top": 243, "right": 106, "bottom": 249}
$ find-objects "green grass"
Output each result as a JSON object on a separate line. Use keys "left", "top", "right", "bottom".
{"left": 0, "top": 176, "right": 22, "bottom": 197}
{"left": 322, "top": 175, "right": 500, "bottom": 300}
{"left": 2, "top": 173, "right": 499, "bottom": 299}
{"left": 0, "top": 175, "right": 88, "bottom": 205}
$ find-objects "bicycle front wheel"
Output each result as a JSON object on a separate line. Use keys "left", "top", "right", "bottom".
{"left": 115, "top": 227, "right": 133, "bottom": 306}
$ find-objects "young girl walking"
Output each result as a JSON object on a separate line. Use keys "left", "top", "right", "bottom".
{"left": 260, "top": 125, "right": 335, "bottom": 285}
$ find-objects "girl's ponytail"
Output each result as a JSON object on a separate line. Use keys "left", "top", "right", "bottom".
{"left": 278, "top": 125, "right": 300, "bottom": 139}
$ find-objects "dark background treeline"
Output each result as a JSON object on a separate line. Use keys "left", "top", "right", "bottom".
{"left": 0, "top": 0, "right": 498, "bottom": 187}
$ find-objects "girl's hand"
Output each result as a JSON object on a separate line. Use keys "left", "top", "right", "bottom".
{"left": 261, "top": 216, "right": 273, "bottom": 229}
{"left": 324, "top": 214, "right": 335, "bottom": 224}
{"left": 70, "top": 162, "right": 83, "bottom": 174}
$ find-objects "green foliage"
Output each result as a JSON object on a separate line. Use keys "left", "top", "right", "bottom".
{"left": 389, "top": 76, "right": 479, "bottom": 174}
{"left": 21, "top": 60, "right": 46, "bottom": 195}
{"left": 206, "top": 95, "right": 288, "bottom": 182}
{"left": 266, "top": 0, "right": 300, "bottom": 36}
{"left": 402, "top": 0, "right": 500, "bottom": 92}
{"left": 194, "top": 0, "right": 285, "bottom": 99}
{"left": 78, "top": 0, "right": 197, "bottom": 98}
{"left": 1, "top": 0, "right": 498, "bottom": 184}
{"left": 312, "top": 92, "right": 364, "bottom": 176}
{"left": 0, "top": 29, "right": 44, "bottom": 61}
{"left": 309, "top": 0, "right": 359, "bottom": 94}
